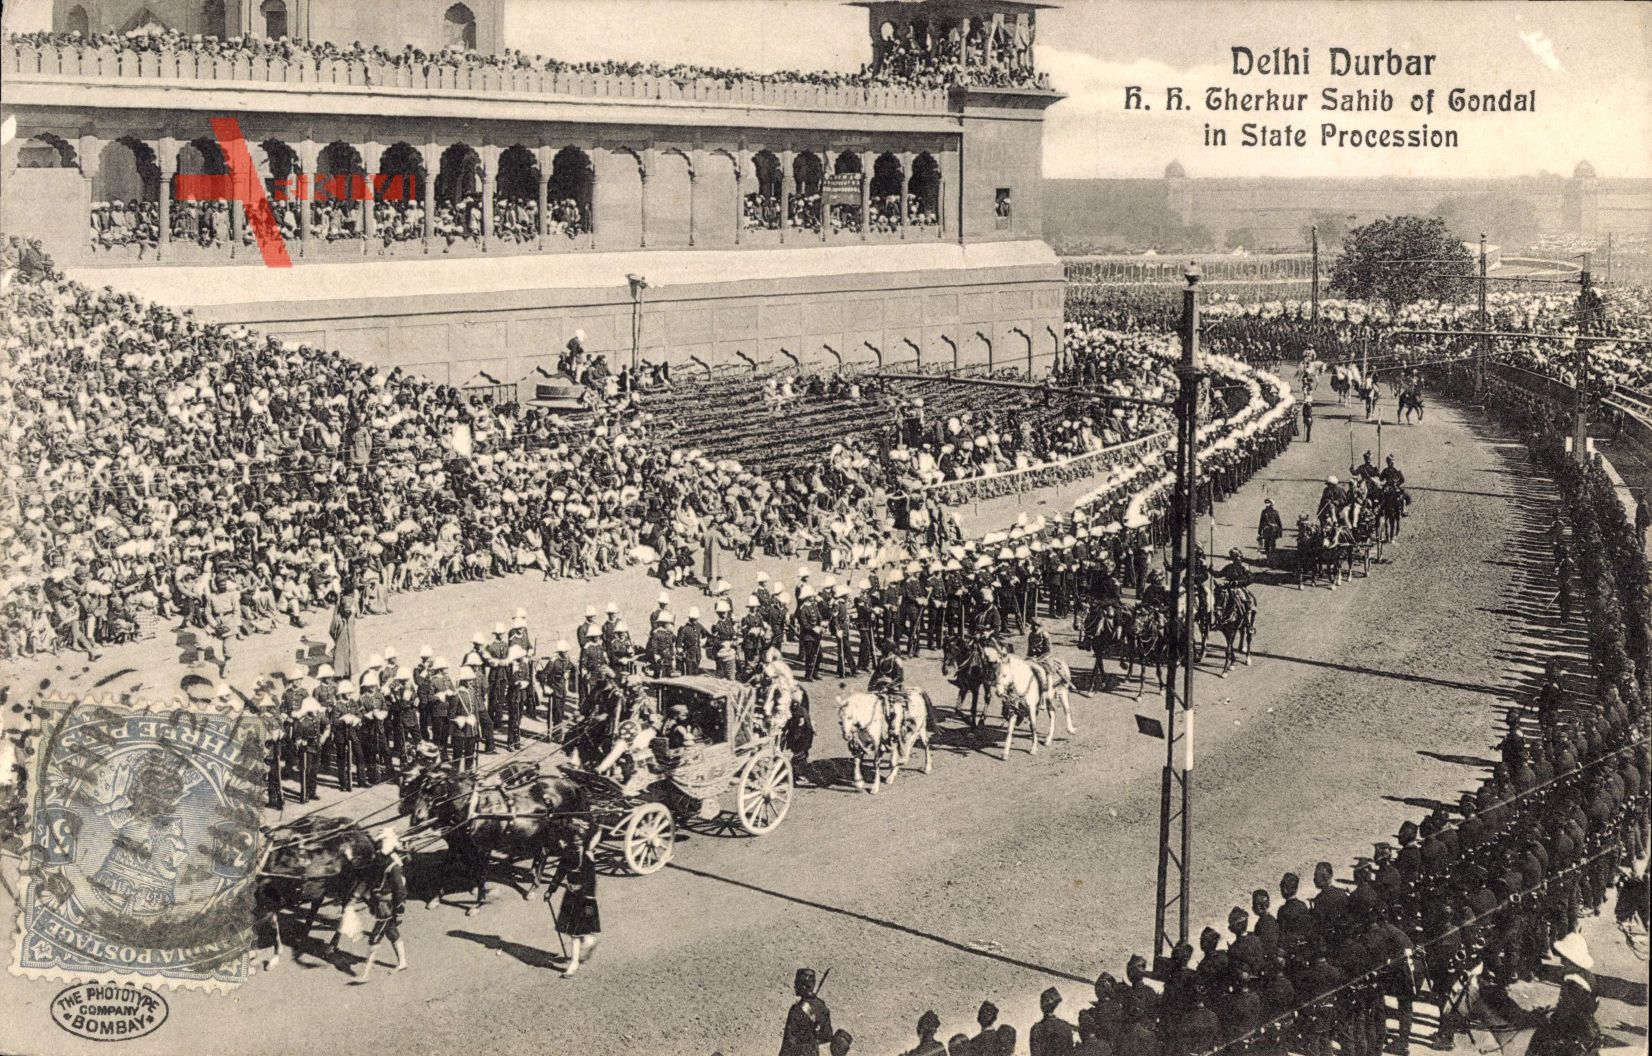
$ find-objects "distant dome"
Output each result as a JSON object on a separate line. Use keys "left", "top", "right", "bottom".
{"left": 1573, "top": 160, "right": 1597, "bottom": 178}
{"left": 1164, "top": 160, "right": 1187, "bottom": 179}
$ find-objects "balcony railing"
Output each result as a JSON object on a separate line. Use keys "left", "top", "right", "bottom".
{"left": 4, "top": 42, "right": 952, "bottom": 115}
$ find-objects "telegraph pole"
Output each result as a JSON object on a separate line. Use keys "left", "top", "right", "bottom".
{"left": 1574, "top": 253, "right": 1593, "bottom": 462}
{"left": 1476, "top": 233, "right": 1488, "bottom": 396}
{"left": 1153, "top": 262, "right": 1200, "bottom": 965}
{"left": 1310, "top": 224, "right": 1320, "bottom": 324}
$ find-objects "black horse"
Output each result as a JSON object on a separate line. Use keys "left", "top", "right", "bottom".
{"left": 942, "top": 632, "right": 995, "bottom": 726}
{"left": 1398, "top": 388, "right": 1425, "bottom": 423}
{"left": 1080, "top": 600, "right": 1128, "bottom": 688}
{"left": 256, "top": 815, "right": 378, "bottom": 968}
{"left": 405, "top": 761, "right": 587, "bottom": 914}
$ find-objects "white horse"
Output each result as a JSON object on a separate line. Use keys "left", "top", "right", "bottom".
{"left": 981, "top": 645, "right": 1078, "bottom": 760}
{"left": 836, "top": 688, "right": 934, "bottom": 794}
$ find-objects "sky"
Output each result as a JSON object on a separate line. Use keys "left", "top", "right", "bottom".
{"left": 6, "top": 0, "right": 1649, "bottom": 180}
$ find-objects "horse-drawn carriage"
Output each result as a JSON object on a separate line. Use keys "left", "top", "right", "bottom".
{"left": 562, "top": 675, "right": 795, "bottom": 875}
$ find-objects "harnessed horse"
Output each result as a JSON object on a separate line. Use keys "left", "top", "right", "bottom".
{"left": 256, "top": 815, "right": 378, "bottom": 969}
{"left": 836, "top": 688, "right": 935, "bottom": 794}
{"left": 405, "top": 761, "right": 587, "bottom": 913}
{"left": 1123, "top": 603, "right": 1171, "bottom": 698}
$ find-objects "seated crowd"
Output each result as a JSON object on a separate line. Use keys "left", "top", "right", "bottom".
{"left": 9, "top": 25, "right": 1049, "bottom": 93}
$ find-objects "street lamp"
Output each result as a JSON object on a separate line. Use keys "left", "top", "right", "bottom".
{"left": 627, "top": 273, "right": 648, "bottom": 372}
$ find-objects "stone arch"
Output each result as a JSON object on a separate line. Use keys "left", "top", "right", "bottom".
{"left": 494, "top": 144, "right": 540, "bottom": 244}
{"left": 548, "top": 146, "right": 592, "bottom": 237}
{"left": 123, "top": 7, "right": 165, "bottom": 32}
{"left": 833, "top": 152, "right": 863, "bottom": 176}
{"left": 647, "top": 148, "right": 693, "bottom": 248}
{"left": 312, "top": 141, "right": 363, "bottom": 240}
{"left": 745, "top": 150, "right": 781, "bottom": 231}
{"left": 910, "top": 151, "right": 940, "bottom": 228}
{"left": 172, "top": 136, "right": 229, "bottom": 244}
{"left": 97, "top": 137, "right": 160, "bottom": 202}
{"left": 698, "top": 148, "right": 738, "bottom": 247}
{"left": 444, "top": 3, "right": 476, "bottom": 50}
{"left": 871, "top": 152, "right": 902, "bottom": 232}
{"left": 65, "top": 5, "right": 89, "bottom": 35}
{"left": 791, "top": 151, "right": 823, "bottom": 232}
{"left": 18, "top": 133, "right": 77, "bottom": 169}
{"left": 436, "top": 143, "right": 483, "bottom": 243}
{"left": 376, "top": 142, "right": 425, "bottom": 201}
{"left": 259, "top": 0, "right": 286, "bottom": 38}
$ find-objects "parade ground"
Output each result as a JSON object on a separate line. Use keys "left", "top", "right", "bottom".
{"left": 8, "top": 394, "right": 1637, "bottom": 1056}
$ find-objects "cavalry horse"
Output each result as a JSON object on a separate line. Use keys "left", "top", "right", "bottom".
{"left": 1398, "top": 387, "right": 1425, "bottom": 423}
{"left": 980, "top": 643, "right": 1078, "bottom": 759}
{"left": 1376, "top": 483, "right": 1410, "bottom": 542}
{"left": 1198, "top": 583, "right": 1258, "bottom": 675}
{"left": 256, "top": 815, "right": 379, "bottom": 969}
{"left": 1079, "top": 599, "right": 1129, "bottom": 688}
{"left": 1329, "top": 366, "right": 1353, "bottom": 405}
{"left": 1359, "top": 380, "right": 1381, "bottom": 421}
{"left": 405, "top": 760, "right": 587, "bottom": 914}
{"left": 1122, "top": 603, "right": 1172, "bottom": 698}
{"left": 837, "top": 687, "right": 936, "bottom": 794}
{"left": 942, "top": 632, "right": 995, "bottom": 726}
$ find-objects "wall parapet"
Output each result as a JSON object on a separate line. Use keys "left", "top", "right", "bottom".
{"left": 3, "top": 42, "right": 953, "bottom": 116}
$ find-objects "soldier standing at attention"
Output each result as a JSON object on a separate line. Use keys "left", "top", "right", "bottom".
{"left": 780, "top": 968, "right": 834, "bottom": 1056}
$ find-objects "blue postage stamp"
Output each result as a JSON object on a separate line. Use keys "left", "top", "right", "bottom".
{"left": 11, "top": 696, "right": 266, "bottom": 990}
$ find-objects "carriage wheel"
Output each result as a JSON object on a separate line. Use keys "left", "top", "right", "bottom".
{"left": 736, "top": 754, "right": 793, "bottom": 835}
{"left": 621, "top": 802, "right": 675, "bottom": 875}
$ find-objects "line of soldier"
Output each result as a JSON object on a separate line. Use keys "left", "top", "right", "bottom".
{"left": 867, "top": 428, "right": 1650, "bottom": 1056}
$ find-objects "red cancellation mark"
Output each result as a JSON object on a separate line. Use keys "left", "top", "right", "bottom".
{"left": 174, "top": 117, "right": 420, "bottom": 269}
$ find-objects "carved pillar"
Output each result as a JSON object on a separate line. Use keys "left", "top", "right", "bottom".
{"left": 297, "top": 140, "right": 319, "bottom": 256}
{"left": 157, "top": 167, "right": 176, "bottom": 260}
{"left": 360, "top": 140, "right": 381, "bottom": 250}
{"left": 421, "top": 142, "right": 438, "bottom": 249}
{"left": 479, "top": 145, "right": 499, "bottom": 251}
{"left": 899, "top": 152, "right": 913, "bottom": 240}
{"left": 859, "top": 150, "right": 870, "bottom": 240}
{"left": 638, "top": 152, "right": 650, "bottom": 248}
{"left": 733, "top": 150, "right": 743, "bottom": 246}
{"left": 779, "top": 150, "right": 793, "bottom": 245}
{"left": 535, "top": 146, "right": 551, "bottom": 242}
{"left": 821, "top": 148, "right": 834, "bottom": 242}
{"left": 687, "top": 161, "right": 698, "bottom": 248}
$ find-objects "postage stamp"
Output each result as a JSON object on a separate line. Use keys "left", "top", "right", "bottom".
{"left": 10, "top": 695, "right": 267, "bottom": 991}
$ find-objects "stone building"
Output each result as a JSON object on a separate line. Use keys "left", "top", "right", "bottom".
{"left": 2, "top": 0, "right": 1065, "bottom": 387}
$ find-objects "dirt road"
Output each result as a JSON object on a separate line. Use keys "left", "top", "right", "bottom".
{"left": 2, "top": 397, "right": 1563, "bottom": 1056}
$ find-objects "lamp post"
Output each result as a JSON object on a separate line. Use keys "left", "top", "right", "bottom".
{"left": 627, "top": 273, "right": 648, "bottom": 373}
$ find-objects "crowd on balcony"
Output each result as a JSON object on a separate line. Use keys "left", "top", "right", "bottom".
{"left": 868, "top": 16, "right": 1049, "bottom": 91}
{"left": 7, "top": 21, "right": 1049, "bottom": 94}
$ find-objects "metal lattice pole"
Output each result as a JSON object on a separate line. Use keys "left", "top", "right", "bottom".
{"left": 1154, "top": 262, "right": 1200, "bottom": 964}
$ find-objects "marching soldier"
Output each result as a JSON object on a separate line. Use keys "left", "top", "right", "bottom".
{"left": 427, "top": 656, "right": 454, "bottom": 762}
{"left": 762, "top": 584, "right": 789, "bottom": 655}
{"left": 825, "top": 585, "right": 853, "bottom": 677}
{"left": 413, "top": 646, "right": 436, "bottom": 742}
{"left": 608, "top": 619, "right": 636, "bottom": 676}
{"left": 648, "top": 612, "right": 678, "bottom": 678}
{"left": 779, "top": 968, "right": 834, "bottom": 1056}
{"left": 710, "top": 599, "right": 738, "bottom": 661}
{"left": 259, "top": 675, "right": 290, "bottom": 811}
{"left": 332, "top": 679, "right": 369, "bottom": 792}
{"left": 386, "top": 666, "right": 420, "bottom": 771}
{"left": 484, "top": 625, "right": 511, "bottom": 750}
{"left": 290, "top": 693, "right": 328, "bottom": 803}
{"left": 358, "top": 669, "right": 388, "bottom": 785}
{"left": 677, "top": 606, "right": 707, "bottom": 673}
{"left": 539, "top": 641, "right": 575, "bottom": 728}
{"left": 796, "top": 586, "right": 823, "bottom": 681}
{"left": 506, "top": 644, "right": 532, "bottom": 749}
{"left": 449, "top": 666, "right": 481, "bottom": 772}
{"left": 899, "top": 564, "right": 926, "bottom": 657}
{"left": 854, "top": 580, "right": 878, "bottom": 673}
